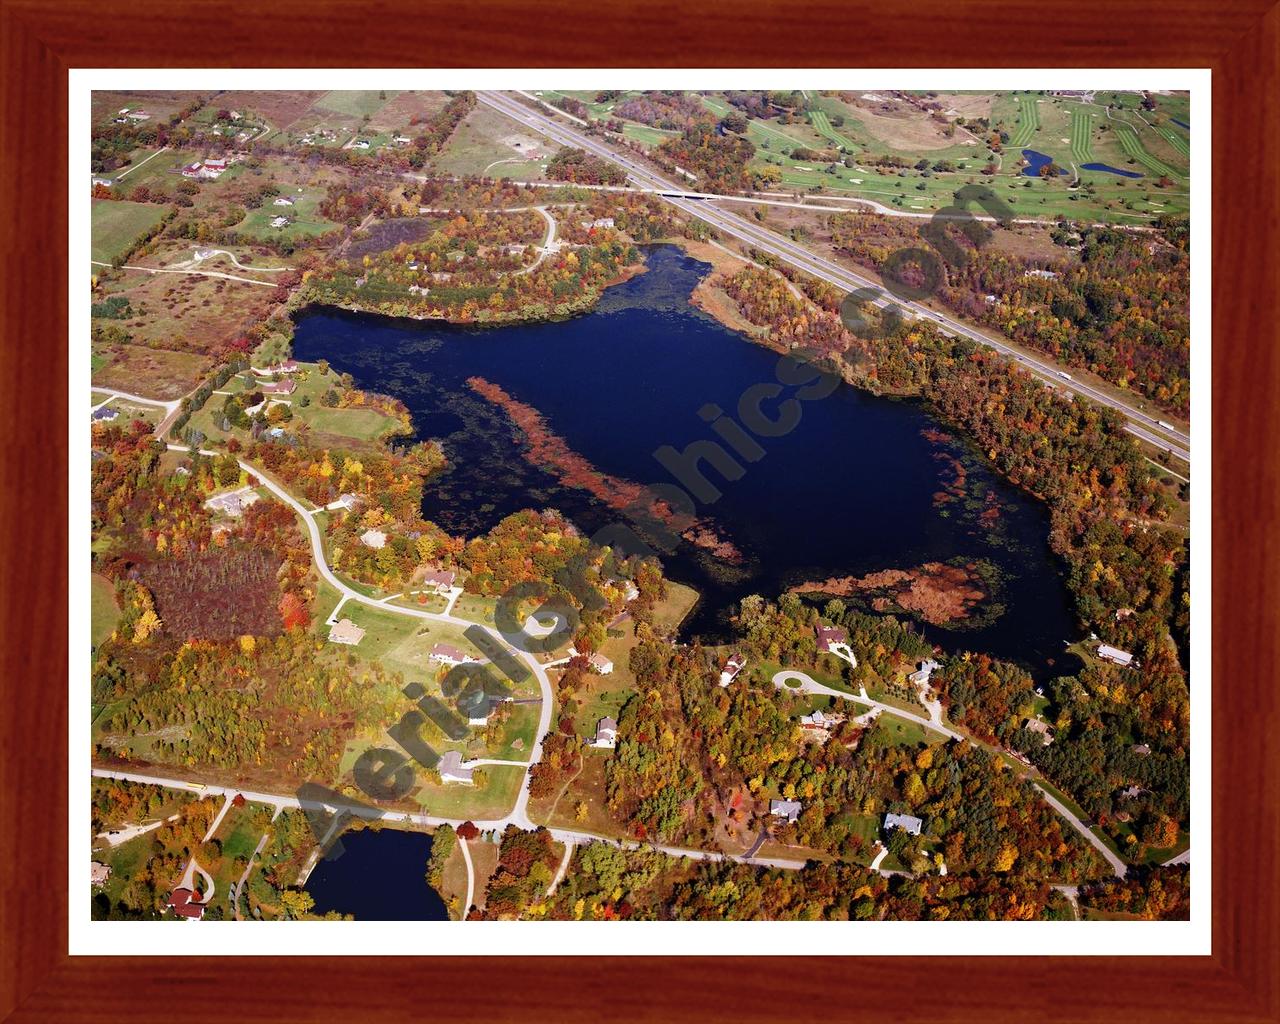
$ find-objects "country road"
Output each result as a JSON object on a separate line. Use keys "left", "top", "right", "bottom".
{"left": 476, "top": 90, "right": 1190, "bottom": 465}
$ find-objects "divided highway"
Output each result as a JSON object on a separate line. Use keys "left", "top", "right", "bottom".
{"left": 478, "top": 90, "right": 1190, "bottom": 466}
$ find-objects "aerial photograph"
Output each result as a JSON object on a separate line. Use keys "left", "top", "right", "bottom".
{"left": 87, "top": 86, "right": 1192, "bottom": 924}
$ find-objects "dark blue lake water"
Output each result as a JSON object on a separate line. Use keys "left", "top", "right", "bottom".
{"left": 1081, "top": 162, "right": 1144, "bottom": 179}
{"left": 305, "top": 827, "right": 448, "bottom": 920}
{"left": 1021, "top": 149, "right": 1054, "bottom": 177}
{"left": 293, "top": 245, "right": 1078, "bottom": 672}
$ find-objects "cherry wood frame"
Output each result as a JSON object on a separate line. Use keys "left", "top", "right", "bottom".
{"left": 2, "top": 1, "right": 1275, "bottom": 1020}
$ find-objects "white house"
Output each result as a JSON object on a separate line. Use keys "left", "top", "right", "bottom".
{"left": 270, "top": 216, "right": 290, "bottom": 229}
{"left": 719, "top": 653, "right": 746, "bottom": 687}
{"left": 1024, "top": 718, "right": 1054, "bottom": 746}
{"left": 326, "top": 493, "right": 360, "bottom": 512}
{"left": 428, "top": 643, "right": 483, "bottom": 669}
{"left": 593, "top": 717, "right": 618, "bottom": 749}
{"left": 273, "top": 196, "right": 295, "bottom": 207}
{"left": 360, "top": 529, "right": 387, "bottom": 549}
{"left": 770, "top": 799, "right": 803, "bottom": 824}
{"left": 90, "top": 862, "right": 111, "bottom": 886}
{"left": 438, "top": 750, "right": 474, "bottom": 785}
{"left": 884, "top": 812, "right": 923, "bottom": 836}
{"left": 909, "top": 658, "right": 941, "bottom": 685}
{"left": 1097, "top": 644, "right": 1134, "bottom": 668}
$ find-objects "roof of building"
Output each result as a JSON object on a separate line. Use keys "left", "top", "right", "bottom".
{"left": 1024, "top": 718, "right": 1052, "bottom": 734}
{"left": 93, "top": 407, "right": 118, "bottom": 420}
{"left": 816, "top": 625, "right": 848, "bottom": 649}
{"left": 422, "top": 569, "right": 456, "bottom": 588}
{"left": 360, "top": 528, "right": 387, "bottom": 549}
{"left": 90, "top": 861, "right": 111, "bottom": 885}
{"left": 438, "top": 750, "right": 474, "bottom": 782}
{"left": 429, "top": 643, "right": 476, "bottom": 664}
{"left": 167, "top": 887, "right": 205, "bottom": 919}
{"left": 328, "top": 618, "right": 366, "bottom": 645}
{"left": 1097, "top": 644, "right": 1134, "bottom": 666}
{"left": 596, "top": 716, "right": 618, "bottom": 737}
{"left": 770, "top": 799, "right": 803, "bottom": 822}
{"left": 884, "top": 812, "right": 924, "bottom": 835}
{"left": 588, "top": 652, "right": 613, "bottom": 672}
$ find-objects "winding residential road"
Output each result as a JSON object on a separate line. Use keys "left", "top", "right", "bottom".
{"left": 476, "top": 90, "right": 1189, "bottom": 464}
{"left": 90, "top": 260, "right": 279, "bottom": 288}
{"left": 771, "top": 670, "right": 1127, "bottom": 877}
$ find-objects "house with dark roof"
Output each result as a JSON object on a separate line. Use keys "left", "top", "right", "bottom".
{"left": 593, "top": 717, "right": 618, "bottom": 749}
{"left": 166, "top": 887, "right": 205, "bottom": 919}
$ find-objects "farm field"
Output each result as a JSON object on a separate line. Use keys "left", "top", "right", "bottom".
{"left": 91, "top": 574, "right": 121, "bottom": 647}
{"left": 91, "top": 200, "right": 168, "bottom": 264}
{"left": 91, "top": 342, "right": 210, "bottom": 400}
{"left": 434, "top": 104, "right": 550, "bottom": 179}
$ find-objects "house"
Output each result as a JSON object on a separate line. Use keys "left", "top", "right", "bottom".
{"left": 90, "top": 862, "right": 111, "bottom": 886}
{"left": 909, "top": 658, "right": 942, "bottom": 686}
{"left": 593, "top": 717, "right": 618, "bottom": 749}
{"left": 353, "top": 139, "right": 371, "bottom": 150}
{"left": 815, "top": 625, "right": 848, "bottom": 653}
{"left": 884, "top": 812, "right": 924, "bottom": 836}
{"left": 328, "top": 618, "right": 366, "bottom": 646}
{"left": 327, "top": 493, "right": 360, "bottom": 512}
{"left": 1120, "top": 785, "right": 1146, "bottom": 800}
{"left": 125, "top": 109, "right": 151, "bottom": 121}
{"left": 360, "top": 529, "right": 387, "bottom": 549}
{"left": 428, "top": 643, "right": 482, "bottom": 669}
{"left": 259, "top": 379, "right": 296, "bottom": 395}
{"left": 1024, "top": 268, "right": 1058, "bottom": 280}
{"left": 265, "top": 426, "right": 286, "bottom": 440}
{"left": 92, "top": 177, "right": 114, "bottom": 187}
{"left": 393, "top": 135, "right": 412, "bottom": 145}
{"left": 622, "top": 580, "right": 640, "bottom": 602}
{"left": 421, "top": 569, "right": 457, "bottom": 594}
{"left": 1097, "top": 644, "right": 1134, "bottom": 668}
{"left": 719, "top": 653, "right": 746, "bottom": 687}
{"left": 1024, "top": 718, "right": 1054, "bottom": 746}
{"left": 273, "top": 196, "right": 295, "bottom": 206}
{"left": 1132, "top": 744, "right": 1152, "bottom": 756}
{"left": 582, "top": 217, "right": 615, "bottom": 229}
{"left": 92, "top": 406, "right": 118, "bottom": 421}
{"left": 466, "top": 697, "right": 496, "bottom": 727}
{"left": 257, "top": 359, "right": 300, "bottom": 374}
{"left": 231, "top": 793, "right": 246, "bottom": 807}
{"left": 166, "top": 887, "right": 205, "bottom": 919}
{"left": 204, "top": 488, "right": 260, "bottom": 518}
{"left": 270, "top": 216, "right": 290, "bottom": 229}
{"left": 587, "top": 652, "right": 614, "bottom": 675}
{"left": 800, "top": 709, "right": 845, "bottom": 731}
{"left": 770, "top": 799, "right": 803, "bottom": 824}
{"left": 181, "top": 162, "right": 204, "bottom": 178}
{"left": 438, "top": 750, "right": 474, "bottom": 784}
{"left": 198, "top": 158, "right": 228, "bottom": 180}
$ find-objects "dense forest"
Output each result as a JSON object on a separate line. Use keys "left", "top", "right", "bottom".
{"left": 826, "top": 214, "right": 1190, "bottom": 414}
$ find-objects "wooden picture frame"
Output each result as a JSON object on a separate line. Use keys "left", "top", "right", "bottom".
{"left": 2, "top": 1, "right": 1274, "bottom": 1019}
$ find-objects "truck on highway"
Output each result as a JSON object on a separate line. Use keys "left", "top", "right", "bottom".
{"left": 1058, "top": 371, "right": 1073, "bottom": 380}
{"left": 1157, "top": 420, "right": 1177, "bottom": 431}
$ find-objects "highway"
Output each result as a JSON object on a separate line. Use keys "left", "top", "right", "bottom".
{"left": 477, "top": 91, "right": 1191, "bottom": 466}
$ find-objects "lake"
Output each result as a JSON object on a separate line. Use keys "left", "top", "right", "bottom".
{"left": 305, "top": 827, "right": 448, "bottom": 920}
{"left": 1081, "top": 162, "right": 1144, "bottom": 179}
{"left": 293, "top": 245, "right": 1079, "bottom": 672}
{"left": 1021, "top": 149, "right": 1054, "bottom": 177}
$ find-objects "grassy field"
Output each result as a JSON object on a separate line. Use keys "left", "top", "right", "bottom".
{"left": 91, "top": 200, "right": 168, "bottom": 264}
{"left": 434, "top": 105, "right": 550, "bottom": 179}
{"left": 91, "top": 574, "right": 121, "bottom": 646}
{"left": 236, "top": 190, "right": 339, "bottom": 241}
{"left": 413, "top": 764, "right": 525, "bottom": 819}
{"left": 315, "top": 90, "right": 399, "bottom": 119}
{"left": 91, "top": 343, "right": 209, "bottom": 402}
{"left": 1009, "top": 94, "right": 1040, "bottom": 148}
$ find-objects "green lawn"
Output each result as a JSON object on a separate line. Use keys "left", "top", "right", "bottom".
{"left": 865, "top": 714, "right": 929, "bottom": 749}
{"left": 236, "top": 190, "right": 339, "bottom": 241}
{"left": 315, "top": 90, "right": 399, "bottom": 118}
{"left": 413, "top": 764, "right": 525, "bottom": 820}
{"left": 1009, "top": 94, "right": 1040, "bottom": 148}
{"left": 305, "top": 405, "right": 399, "bottom": 441}
{"left": 91, "top": 199, "right": 168, "bottom": 264}
{"left": 91, "top": 574, "right": 121, "bottom": 647}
